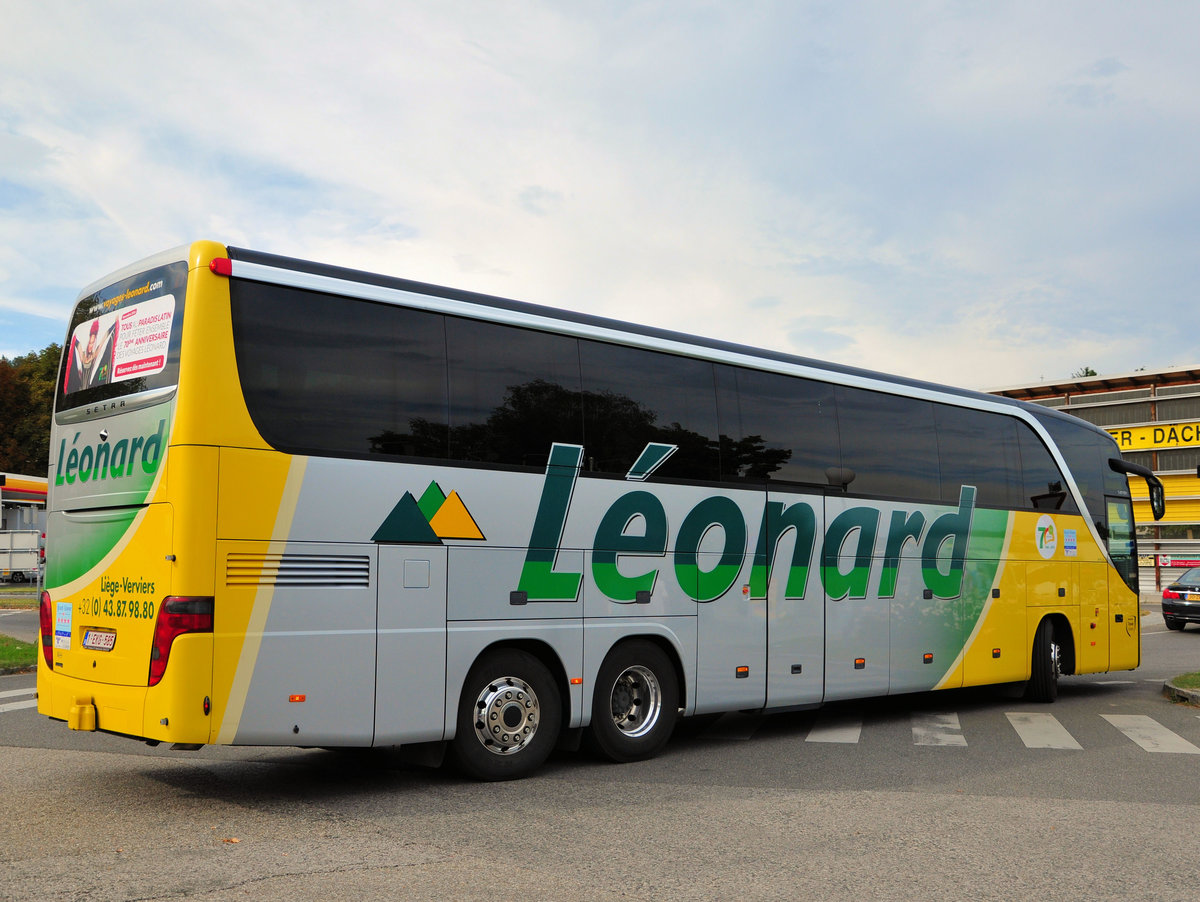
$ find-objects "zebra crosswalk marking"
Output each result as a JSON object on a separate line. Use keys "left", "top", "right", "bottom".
{"left": 911, "top": 712, "right": 967, "bottom": 746}
{"left": 0, "top": 687, "right": 36, "bottom": 715}
{"left": 805, "top": 715, "right": 862, "bottom": 744}
{"left": 1006, "top": 712, "right": 1083, "bottom": 749}
{"left": 1102, "top": 714, "right": 1200, "bottom": 754}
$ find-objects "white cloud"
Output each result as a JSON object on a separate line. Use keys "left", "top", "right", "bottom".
{"left": 1, "top": 1, "right": 1199, "bottom": 390}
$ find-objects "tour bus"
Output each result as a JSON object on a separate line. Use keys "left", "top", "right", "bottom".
{"left": 38, "top": 241, "right": 1165, "bottom": 780}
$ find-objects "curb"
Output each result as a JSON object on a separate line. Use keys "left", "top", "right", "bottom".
{"left": 1163, "top": 680, "right": 1200, "bottom": 706}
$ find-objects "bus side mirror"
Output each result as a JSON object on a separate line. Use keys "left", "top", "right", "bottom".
{"left": 1149, "top": 480, "right": 1165, "bottom": 521}
{"left": 1110, "top": 457, "right": 1166, "bottom": 521}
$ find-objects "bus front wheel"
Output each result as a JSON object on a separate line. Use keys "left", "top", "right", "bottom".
{"left": 450, "top": 649, "right": 562, "bottom": 781}
{"left": 586, "top": 640, "right": 678, "bottom": 763}
{"left": 1027, "top": 618, "right": 1060, "bottom": 703}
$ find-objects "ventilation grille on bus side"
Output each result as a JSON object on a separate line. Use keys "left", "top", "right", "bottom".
{"left": 226, "top": 553, "right": 371, "bottom": 587}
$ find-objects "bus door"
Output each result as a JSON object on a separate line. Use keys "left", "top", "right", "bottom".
{"left": 764, "top": 489, "right": 826, "bottom": 709}
{"left": 823, "top": 495, "right": 889, "bottom": 701}
{"left": 375, "top": 546, "right": 447, "bottom": 745}
{"left": 690, "top": 492, "right": 766, "bottom": 715}
{"left": 1105, "top": 496, "right": 1139, "bottom": 671}
{"left": 1077, "top": 559, "right": 1110, "bottom": 673}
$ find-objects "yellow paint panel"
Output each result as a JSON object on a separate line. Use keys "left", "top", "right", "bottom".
{"left": 37, "top": 502, "right": 188, "bottom": 739}
{"left": 1109, "top": 570, "right": 1139, "bottom": 671}
{"left": 962, "top": 563, "right": 1029, "bottom": 686}
{"left": 1006, "top": 510, "right": 1104, "bottom": 563}
{"left": 163, "top": 445, "right": 218, "bottom": 596}
{"left": 215, "top": 448, "right": 294, "bottom": 539}
{"left": 172, "top": 241, "right": 270, "bottom": 452}
{"left": 143, "top": 633, "right": 214, "bottom": 742}
{"left": 212, "top": 448, "right": 305, "bottom": 743}
{"left": 1076, "top": 562, "right": 1109, "bottom": 673}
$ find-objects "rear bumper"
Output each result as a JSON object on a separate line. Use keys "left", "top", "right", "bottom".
{"left": 1162, "top": 600, "right": 1200, "bottom": 623}
{"left": 36, "top": 633, "right": 213, "bottom": 744}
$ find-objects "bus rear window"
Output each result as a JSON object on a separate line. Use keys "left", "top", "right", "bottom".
{"left": 56, "top": 261, "right": 187, "bottom": 414}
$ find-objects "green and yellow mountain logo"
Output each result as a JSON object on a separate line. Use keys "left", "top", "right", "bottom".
{"left": 372, "top": 481, "right": 485, "bottom": 544}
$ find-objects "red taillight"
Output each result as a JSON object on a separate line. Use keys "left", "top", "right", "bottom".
{"left": 149, "top": 596, "right": 213, "bottom": 687}
{"left": 209, "top": 257, "right": 232, "bottom": 277}
{"left": 1164, "top": 589, "right": 1181, "bottom": 600}
{"left": 39, "top": 591, "right": 53, "bottom": 668}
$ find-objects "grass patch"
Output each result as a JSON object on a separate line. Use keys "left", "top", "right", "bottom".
{"left": 0, "top": 635, "right": 36, "bottom": 672}
{"left": 0, "top": 586, "right": 40, "bottom": 609}
{"left": 1173, "top": 672, "right": 1200, "bottom": 690}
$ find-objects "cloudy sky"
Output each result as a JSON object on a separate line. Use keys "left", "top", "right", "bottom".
{"left": 2, "top": 2, "right": 1198, "bottom": 390}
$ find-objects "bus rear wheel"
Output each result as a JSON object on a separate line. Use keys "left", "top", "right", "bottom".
{"left": 586, "top": 640, "right": 678, "bottom": 763}
{"left": 1027, "top": 618, "right": 1060, "bottom": 703}
{"left": 450, "top": 649, "right": 561, "bottom": 781}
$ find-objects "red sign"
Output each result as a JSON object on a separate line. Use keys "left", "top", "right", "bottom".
{"left": 1158, "top": 557, "right": 1200, "bottom": 568}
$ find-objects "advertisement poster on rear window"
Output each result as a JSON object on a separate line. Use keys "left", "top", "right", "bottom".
{"left": 64, "top": 294, "right": 176, "bottom": 395}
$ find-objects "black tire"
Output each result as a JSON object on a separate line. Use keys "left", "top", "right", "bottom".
{"left": 10, "top": 571, "right": 25, "bottom": 584}
{"left": 1165, "top": 618, "right": 1185, "bottom": 631}
{"left": 1027, "top": 618, "right": 1060, "bottom": 703}
{"left": 449, "top": 649, "right": 561, "bottom": 782}
{"left": 586, "top": 640, "right": 679, "bottom": 763}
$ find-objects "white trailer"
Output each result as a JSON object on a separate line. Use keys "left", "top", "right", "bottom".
{"left": 0, "top": 530, "right": 40, "bottom": 584}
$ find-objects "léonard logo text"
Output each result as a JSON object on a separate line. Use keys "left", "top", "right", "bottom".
{"left": 54, "top": 419, "right": 166, "bottom": 485}
{"left": 516, "top": 443, "right": 978, "bottom": 605}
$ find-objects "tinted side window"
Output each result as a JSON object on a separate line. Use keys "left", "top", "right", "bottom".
{"left": 579, "top": 341, "right": 720, "bottom": 480}
{"left": 836, "top": 387, "right": 940, "bottom": 501}
{"left": 1017, "top": 424, "right": 1078, "bottom": 513}
{"left": 934, "top": 405, "right": 1020, "bottom": 508}
{"left": 447, "top": 317, "right": 582, "bottom": 468}
{"left": 715, "top": 366, "right": 839, "bottom": 486}
{"left": 231, "top": 282, "right": 449, "bottom": 459}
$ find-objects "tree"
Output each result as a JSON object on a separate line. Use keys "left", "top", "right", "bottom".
{"left": 0, "top": 343, "right": 60, "bottom": 475}
{"left": 1070, "top": 366, "right": 1098, "bottom": 378}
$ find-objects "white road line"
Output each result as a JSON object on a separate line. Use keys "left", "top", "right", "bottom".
{"left": 1095, "top": 680, "right": 1135, "bottom": 685}
{"left": 0, "top": 687, "right": 35, "bottom": 700}
{"left": 0, "top": 699, "right": 36, "bottom": 714}
{"left": 806, "top": 714, "right": 862, "bottom": 744}
{"left": 912, "top": 712, "right": 967, "bottom": 746}
{"left": 1102, "top": 715, "right": 1200, "bottom": 754}
{"left": 1006, "top": 712, "right": 1083, "bottom": 749}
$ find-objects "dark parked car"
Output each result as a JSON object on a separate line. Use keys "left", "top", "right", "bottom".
{"left": 1162, "top": 567, "right": 1200, "bottom": 630}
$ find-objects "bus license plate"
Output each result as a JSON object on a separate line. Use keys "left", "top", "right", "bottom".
{"left": 82, "top": 629, "right": 117, "bottom": 652}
